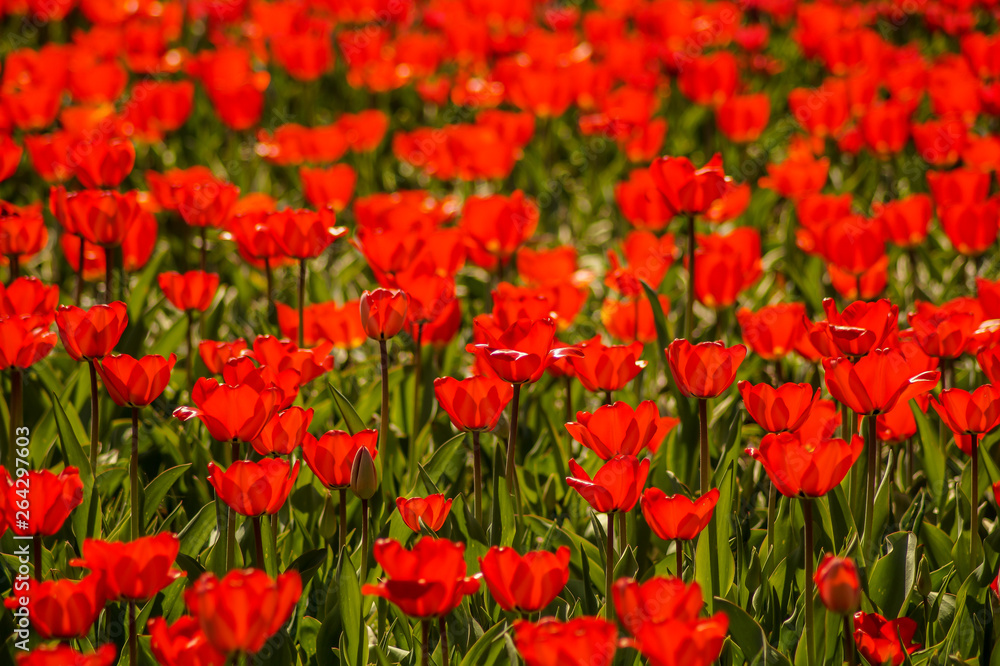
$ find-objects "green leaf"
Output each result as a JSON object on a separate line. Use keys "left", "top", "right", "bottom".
{"left": 178, "top": 501, "right": 217, "bottom": 557}
{"left": 328, "top": 382, "right": 368, "bottom": 435}
{"left": 716, "top": 597, "right": 793, "bottom": 666}
{"left": 459, "top": 621, "right": 509, "bottom": 666}
{"left": 912, "top": 402, "right": 945, "bottom": 506}
{"left": 868, "top": 532, "right": 917, "bottom": 619}
{"left": 339, "top": 546, "right": 368, "bottom": 666}
{"left": 143, "top": 464, "right": 191, "bottom": 525}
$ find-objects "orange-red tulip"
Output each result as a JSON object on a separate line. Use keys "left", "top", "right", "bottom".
{"left": 667, "top": 339, "right": 747, "bottom": 399}
{"left": 512, "top": 617, "right": 617, "bottom": 666}
{"left": 824, "top": 349, "right": 940, "bottom": 415}
{"left": 97, "top": 353, "right": 176, "bottom": 407}
{"left": 207, "top": 459, "right": 299, "bottom": 517}
{"left": 814, "top": 555, "right": 861, "bottom": 614}
{"left": 747, "top": 431, "right": 863, "bottom": 498}
{"left": 55, "top": 301, "right": 128, "bottom": 361}
{"left": 3, "top": 574, "right": 105, "bottom": 639}
{"left": 158, "top": 271, "right": 220, "bottom": 312}
{"left": 565, "top": 401, "right": 678, "bottom": 459}
{"left": 360, "top": 288, "right": 408, "bottom": 341}
{"left": 70, "top": 533, "right": 183, "bottom": 601}
{"left": 566, "top": 454, "right": 650, "bottom": 513}
{"left": 738, "top": 381, "right": 820, "bottom": 433}
{"left": 479, "top": 545, "right": 571, "bottom": 613}
{"left": 301, "top": 429, "right": 378, "bottom": 489}
{"left": 641, "top": 488, "right": 719, "bottom": 541}
{"left": 396, "top": 494, "right": 453, "bottom": 532}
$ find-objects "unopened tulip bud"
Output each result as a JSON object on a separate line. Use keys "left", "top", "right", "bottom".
{"left": 813, "top": 555, "right": 861, "bottom": 614}
{"left": 916, "top": 555, "right": 932, "bottom": 598}
{"left": 350, "top": 446, "right": 378, "bottom": 500}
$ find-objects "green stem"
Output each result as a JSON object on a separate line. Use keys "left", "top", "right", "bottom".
{"left": 253, "top": 516, "right": 264, "bottom": 569}
{"left": 699, "top": 398, "right": 710, "bottom": 493}
{"left": 439, "top": 617, "right": 449, "bottom": 666}
{"left": 863, "top": 415, "right": 877, "bottom": 558}
{"left": 338, "top": 488, "right": 347, "bottom": 551}
{"left": 226, "top": 439, "right": 239, "bottom": 569}
{"left": 505, "top": 384, "right": 522, "bottom": 494}
{"left": 972, "top": 437, "right": 980, "bottom": 566}
{"left": 129, "top": 600, "right": 137, "bottom": 666}
{"left": 472, "top": 431, "right": 483, "bottom": 524}
{"left": 186, "top": 310, "right": 195, "bottom": 395}
{"left": 675, "top": 540, "right": 683, "bottom": 580}
{"left": 767, "top": 482, "right": 777, "bottom": 554}
{"left": 843, "top": 614, "right": 856, "bottom": 666}
{"left": 361, "top": 499, "right": 369, "bottom": 583}
{"left": 685, "top": 215, "right": 696, "bottom": 339}
{"left": 379, "top": 338, "right": 390, "bottom": 451}
{"left": 803, "top": 498, "right": 815, "bottom": 666}
{"left": 617, "top": 511, "right": 627, "bottom": 561}
{"left": 9, "top": 369, "right": 21, "bottom": 469}
{"left": 605, "top": 513, "right": 615, "bottom": 622}
{"left": 131, "top": 408, "right": 142, "bottom": 539}
{"left": 411, "top": 323, "right": 424, "bottom": 443}
{"left": 421, "top": 620, "right": 430, "bottom": 666}
{"left": 32, "top": 534, "right": 41, "bottom": 581}
{"left": 89, "top": 361, "right": 100, "bottom": 474}
{"left": 298, "top": 259, "right": 307, "bottom": 348}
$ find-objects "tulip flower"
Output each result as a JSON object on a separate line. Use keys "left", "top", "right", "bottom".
{"left": 184, "top": 569, "right": 302, "bottom": 656}
{"left": 566, "top": 454, "right": 649, "bottom": 620}
{"left": 0, "top": 315, "right": 57, "bottom": 467}
{"left": 748, "top": 430, "right": 862, "bottom": 666}
{"left": 640, "top": 488, "right": 719, "bottom": 577}
{"left": 0, "top": 277, "right": 59, "bottom": 328}
{"left": 73, "top": 136, "right": 134, "bottom": 189}
{"left": 363, "top": 537, "right": 480, "bottom": 665}
{"left": 148, "top": 616, "right": 226, "bottom": 666}
{"left": 811, "top": 298, "right": 898, "bottom": 358}
{"left": 433, "top": 375, "right": 513, "bottom": 521}
{"left": 71, "top": 533, "right": 184, "bottom": 665}
{"left": 853, "top": 612, "right": 920, "bottom": 666}
{"left": 173, "top": 376, "right": 280, "bottom": 444}
{"left": 208, "top": 458, "right": 299, "bottom": 568}
{"left": 649, "top": 153, "right": 731, "bottom": 336}
{"left": 1, "top": 468, "right": 84, "bottom": 570}
{"left": 469, "top": 317, "right": 582, "bottom": 494}
{"left": 736, "top": 303, "right": 809, "bottom": 362}
{"left": 479, "top": 546, "right": 571, "bottom": 614}
{"left": 159, "top": 270, "right": 221, "bottom": 390}
{"left": 15, "top": 645, "right": 117, "bottom": 666}
{"left": 908, "top": 308, "right": 977, "bottom": 361}
{"left": 459, "top": 191, "right": 538, "bottom": 273}
{"left": 3, "top": 573, "right": 105, "bottom": 639}
{"left": 932, "top": 384, "right": 1000, "bottom": 563}
{"left": 814, "top": 555, "right": 861, "bottom": 614}
{"left": 56, "top": 301, "right": 128, "bottom": 472}
{"left": 199, "top": 339, "right": 249, "bottom": 375}
{"left": 396, "top": 494, "right": 452, "bottom": 533}
{"left": 738, "top": 381, "right": 820, "bottom": 433}
{"left": 0, "top": 202, "right": 47, "bottom": 280}
{"left": 667, "top": 339, "right": 747, "bottom": 492}
{"left": 252, "top": 406, "right": 313, "bottom": 456}
{"left": 512, "top": 617, "right": 617, "bottom": 666}
{"left": 567, "top": 337, "right": 646, "bottom": 400}
{"left": 565, "top": 401, "right": 678, "bottom": 460}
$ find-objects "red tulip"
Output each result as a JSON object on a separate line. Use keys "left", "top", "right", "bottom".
{"left": 362, "top": 537, "right": 481, "bottom": 618}
{"left": 601, "top": 294, "right": 671, "bottom": 344}
{"left": 512, "top": 617, "right": 617, "bottom": 666}
{"left": 55, "top": 301, "right": 128, "bottom": 361}
{"left": 677, "top": 52, "right": 738, "bottom": 106}
{"left": 360, "top": 288, "right": 408, "bottom": 340}
{"left": 198, "top": 339, "right": 249, "bottom": 375}
{"left": 747, "top": 431, "right": 863, "bottom": 498}
{"left": 148, "top": 616, "right": 226, "bottom": 666}
{"left": 301, "top": 429, "right": 378, "bottom": 489}
{"left": 565, "top": 401, "right": 678, "bottom": 459}
{"left": 1, "top": 466, "right": 83, "bottom": 536}
{"left": 604, "top": 231, "right": 675, "bottom": 297}
{"left": 66, "top": 189, "right": 142, "bottom": 248}
{"left": 908, "top": 308, "right": 977, "bottom": 359}
{"left": 693, "top": 231, "right": 763, "bottom": 308}
{"left": 0, "top": 316, "right": 57, "bottom": 371}
{"left": 649, "top": 153, "right": 730, "bottom": 216}
{"left": 271, "top": 208, "right": 348, "bottom": 259}
{"left": 568, "top": 337, "right": 646, "bottom": 393}
{"left": 0, "top": 201, "right": 48, "bottom": 263}
{"left": 173, "top": 376, "right": 280, "bottom": 442}
{"left": 641, "top": 488, "right": 719, "bottom": 541}
{"left": 814, "top": 555, "right": 861, "bottom": 614}
{"left": 207, "top": 458, "right": 299, "bottom": 517}
{"left": 252, "top": 407, "right": 313, "bottom": 456}
{"left": 174, "top": 180, "right": 240, "bottom": 229}
{"left": 3, "top": 573, "right": 105, "bottom": 639}
{"left": 813, "top": 298, "right": 898, "bottom": 358}
{"left": 0, "top": 135, "right": 23, "bottom": 185}
{"left": 158, "top": 271, "right": 220, "bottom": 312}
{"left": 566, "top": 455, "right": 650, "bottom": 513}
{"left": 0, "top": 277, "right": 59, "bottom": 328}
{"left": 433, "top": 375, "right": 513, "bottom": 432}
{"left": 940, "top": 200, "right": 1000, "bottom": 256}
{"left": 460, "top": 191, "right": 538, "bottom": 268}
{"left": 97, "top": 353, "right": 176, "bottom": 407}
{"left": 931, "top": 385, "right": 1000, "bottom": 436}
{"left": 300, "top": 165, "right": 357, "bottom": 212}
{"left": 667, "top": 339, "right": 747, "bottom": 399}
{"left": 717, "top": 93, "right": 770, "bottom": 142}
{"left": 249, "top": 336, "right": 334, "bottom": 385}
{"left": 14, "top": 645, "right": 116, "bottom": 666}
{"left": 738, "top": 381, "right": 820, "bottom": 433}
{"left": 479, "top": 545, "right": 571, "bottom": 613}
{"left": 824, "top": 348, "right": 940, "bottom": 415}
{"left": 469, "top": 317, "right": 582, "bottom": 385}
{"left": 853, "top": 612, "right": 920, "bottom": 666}
{"left": 877, "top": 194, "right": 933, "bottom": 248}
{"left": 70, "top": 533, "right": 183, "bottom": 601}
{"left": 396, "top": 494, "right": 453, "bottom": 532}
{"left": 184, "top": 569, "right": 302, "bottom": 655}
{"left": 612, "top": 576, "right": 712, "bottom": 633}
{"left": 737, "top": 303, "right": 808, "bottom": 361}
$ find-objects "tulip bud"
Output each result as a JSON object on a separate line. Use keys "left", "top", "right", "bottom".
{"left": 350, "top": 446, "right": 378, "bottom": 500}
{"left": 813, "top": 555, "right": 861, "bottom": 614}
{"left": 916, "top": 555, "right": 932, "bottom": 598}
{"left": 360, "top": 289, "right": 408, "bottom": 341}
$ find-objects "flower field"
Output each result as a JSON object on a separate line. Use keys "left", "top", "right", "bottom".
{"left": 1, "top": 0, "right": 1000, "bottom": 664}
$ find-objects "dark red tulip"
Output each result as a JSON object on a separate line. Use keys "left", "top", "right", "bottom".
{"left": 738, "top": 381, "right": 820, "bottom": 433}
{"left": 207, "top": 458, "right": 299, "bottom": 517}
{"left": 824, "top": 349, "right": 940, "bottom": 415}
{"left": 641, "top": 488, "right": 719, "bottom": 541}
{"left": 3, "top": 573, "right": 105, "bottom": 639}
{"left": 479, "top": 545, "right": 571, "bottom": 613}
{"left": 667, "top": 339, "right": 747, "bottom": 399}
{"left": 512, "top": 617, "right": 617, "bottom": 666}
{"left": 566, "top": 455, "right": 650, "bottom": 513}
{"left": 360, "top": 288, "right": 408, "bottom": 341}
{"left": 184, "top": 569, "right": 302, "bottom": 655}
{"left": 747, "top": 431, "right": 863, "bottom": 498}
{"left": 565, "top": 401, "right": 678, "bottom": 459}
{"left": 158, "top": 271, "right": 220, "bottom": 312}
{"left": 97, "top": 353, "right": 176, "bottom": 408}
{"left": 814, "top": 555, "right": 861, "bottom": 614}
{"left": 362, "top": 537, "right": 481, "bottom": 618}
{"left": 70, "top": 533, "right": 183, "bottom": 601}
{"left": 396, "top": 494, "right": 453, "bottom": 532}
{"left": 301, "top": 429, "right": 378, "bottom": 489}
{"left": 853, "top": 612, "right": 920, "bottom": 666}
{"left": 55, "top": 301, "right": 128, "bottom": 361}
{"left": 433, "top": 375, "right": 513, "bottom": 432}
{"left": 148, "top": 616, "right": 226, "bottom": 666}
